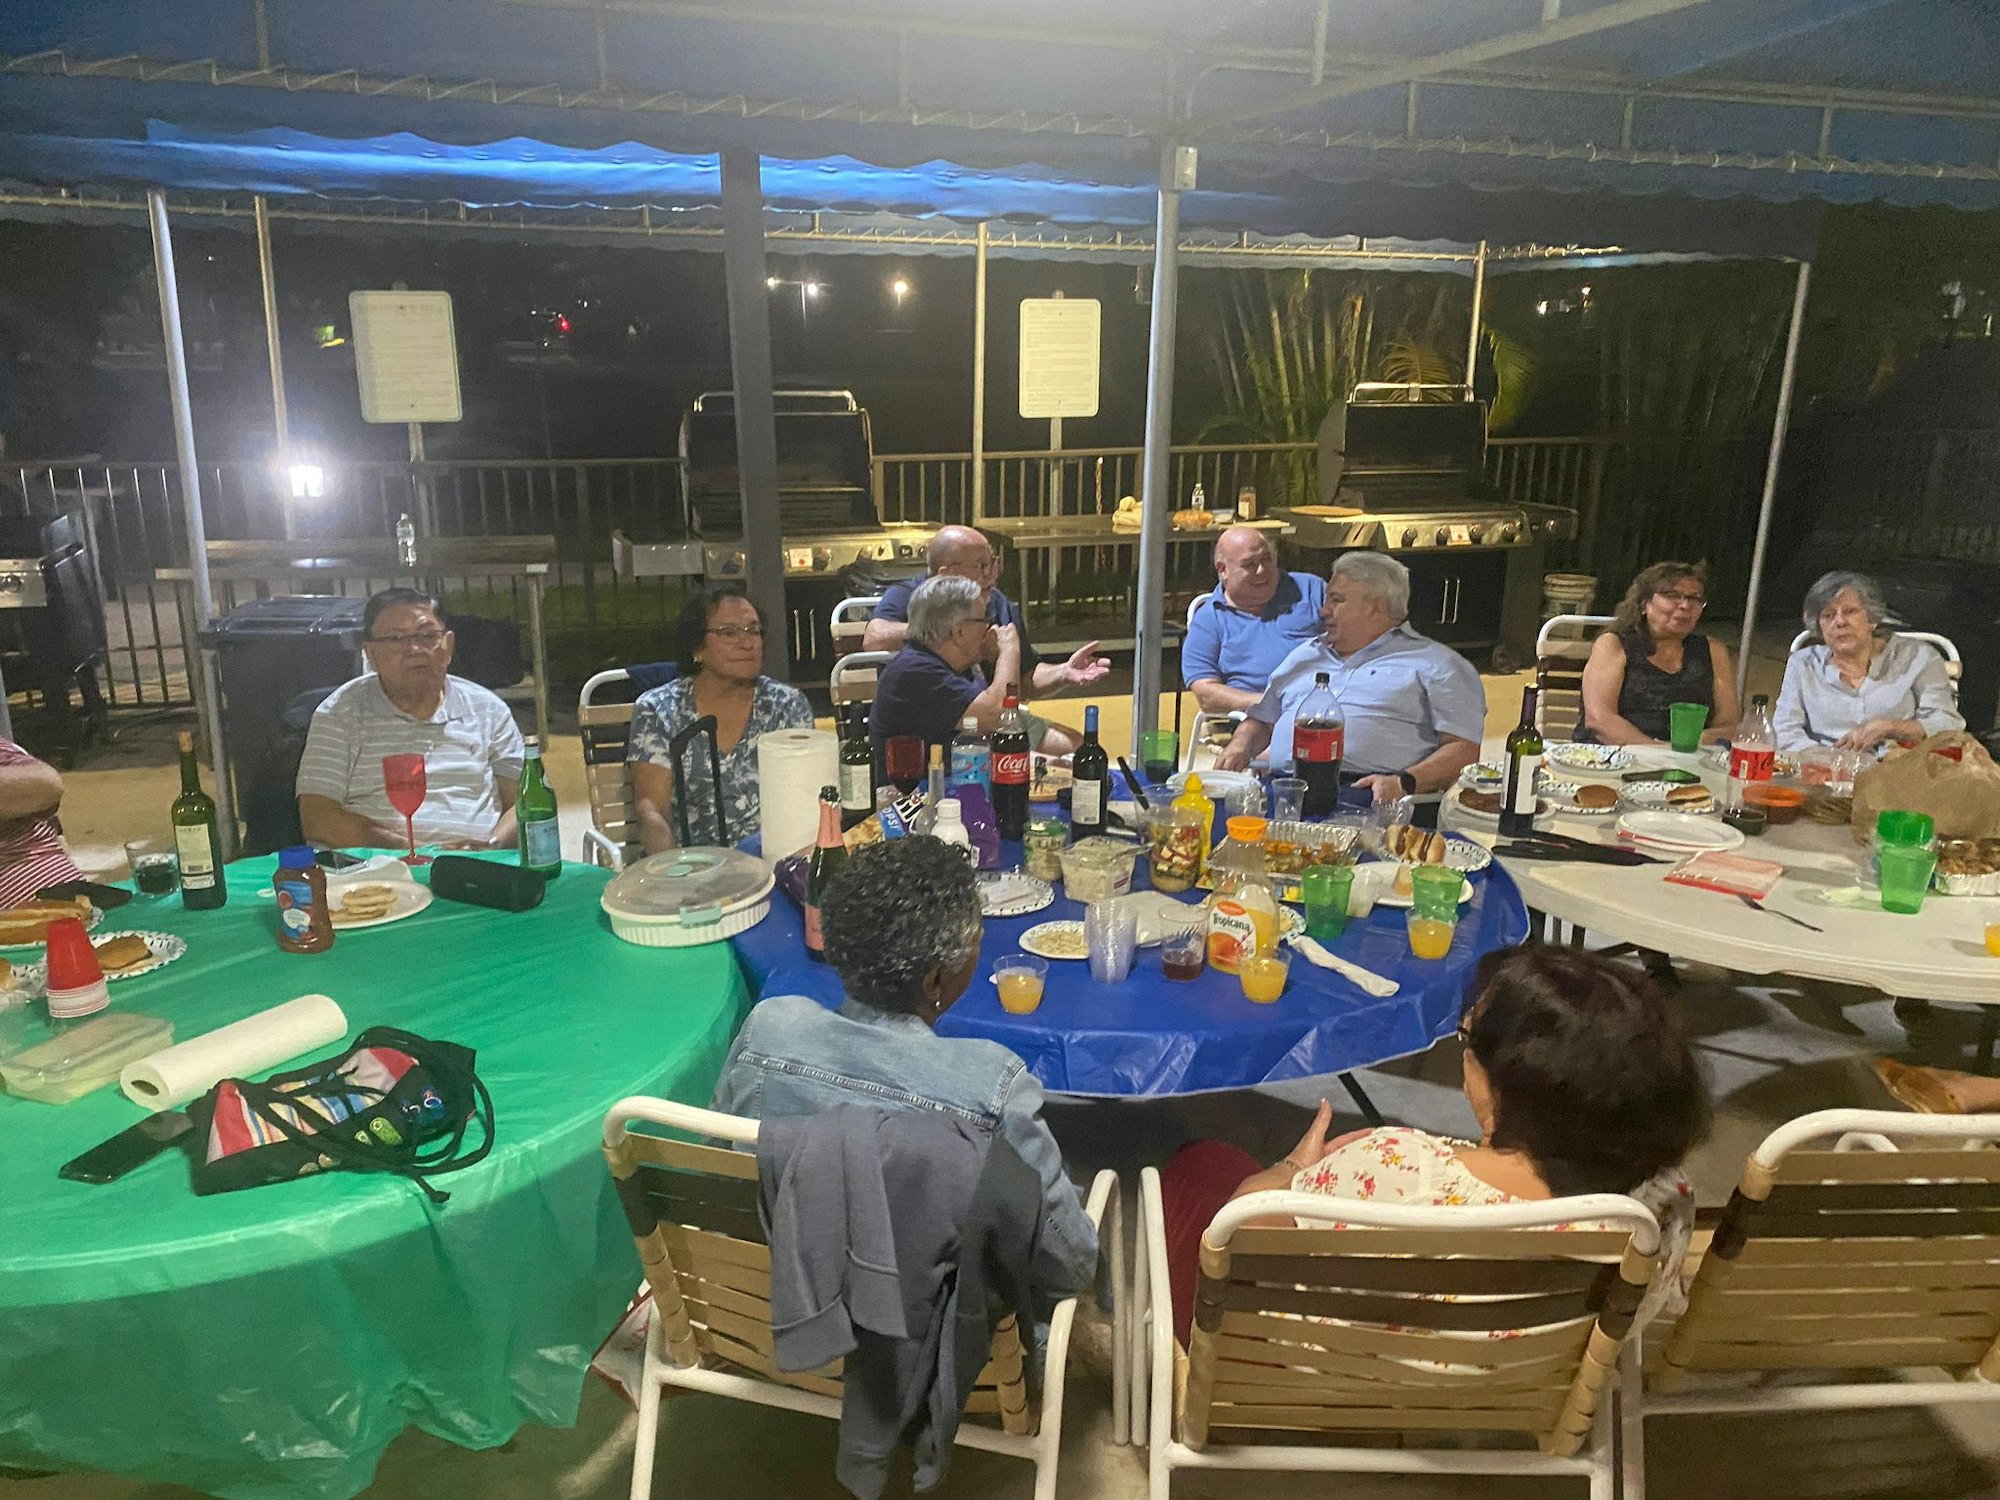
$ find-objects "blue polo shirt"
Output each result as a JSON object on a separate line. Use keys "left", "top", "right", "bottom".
{"left": 873, "top": 580, "right": 1042, "bottom": 676}
{"left": 1181, "top": 572, "right": 1327, "bottom": 692}
{"left": 1250, "top": 624, "right": 1487, "bottom": 775}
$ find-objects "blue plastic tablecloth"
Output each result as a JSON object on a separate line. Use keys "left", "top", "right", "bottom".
{"left": 730, "top": 839, "right": 1529, "bottom": 1098}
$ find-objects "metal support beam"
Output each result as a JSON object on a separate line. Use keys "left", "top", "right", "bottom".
{"left": 1464, "top": 240, "right": 1488, "bottom": 388}
{"left": 1186, "top": 0, "right": 1721, "bottom": 134}
{"left": 719, "top": 149, "right": 790, "bottom": 681}
{"left": 148, "top": 189, "right": 235, "bottom": 858}
{"left": 1310, "top": 0, "right": 1331, "bottom": 86}
{"left": 252, "top": 195, "right": 294, "bottom": 538}
{"left": 1736, "top": 260, "right": 1812, "bottom": 700}
{"left": 971, "top": 220, "right": 988, "bottom": 521}
{"left": 1131, "top": 143, "right": 1186, "bottom": 749}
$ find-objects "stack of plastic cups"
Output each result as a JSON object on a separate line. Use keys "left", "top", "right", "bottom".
{"left": 44, "top": 917, "right": 108, "bottom": 1019}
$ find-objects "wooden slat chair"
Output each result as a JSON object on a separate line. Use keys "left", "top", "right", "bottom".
{"left": 1137, "top": 1168, "right": 1662, "bottom": 1500}
{"left": 604, "top": 1098, "right": 1123, "bottom": 1500}
{"left": 1535, "top": 613, "right": 1615, "bottom": 741}
{"left": 1640, "top": 1109, "right": 2000, "bottom": 1497}
{"left": 579, "top": 667, "right": 667, "bottom": 869}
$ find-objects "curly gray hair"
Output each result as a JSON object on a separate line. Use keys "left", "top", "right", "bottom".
{"left": 1329, "top": 550, "right": 1411, "bottom": 623}
{"left": 906, "top": 573, "right": 986, "bottom": 650}
{"left": 820, "top": 837, "right": 983, "bottom": 1014}
{"left": 1800, "top": 570, "right": 1890, "bottom": 639}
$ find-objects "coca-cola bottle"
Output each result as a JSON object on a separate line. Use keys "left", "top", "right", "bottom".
{"left": 991, "top": 690, "right": 1031, "bottom": 840}
{"left": 1727, "top": 693, "right": 1776, "bottom": 811}
{"left": 1293, "top": 671, "right": 1345, "bottom": 818}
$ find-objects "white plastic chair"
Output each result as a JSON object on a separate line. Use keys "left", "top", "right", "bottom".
{"left": 1786, "top": 628, "right": 1962, "bottom": 685}
{"left": 604, "top": 1098, "right": 1123, "bottom": 1500}
{"left": 829, "top": 650, "right": 894, "bottom": 709}
{"left": 1535, "top": 614, "right": 1616, "bottom": 741}
{"left": 830, "top": 594, "right": 882, "bottom": 652}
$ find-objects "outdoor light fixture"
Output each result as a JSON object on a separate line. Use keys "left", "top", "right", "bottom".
{"left": 891, "top": 277, "right": 911, "bottom": 300}
{"left": 288, "top": 464, "right": 326, "bottom": 500}
{"left": 766, "top": 275, "right": 781, "bottom": 290}
{"left": 804, "top": 281, "right": 824, "bottom": 299}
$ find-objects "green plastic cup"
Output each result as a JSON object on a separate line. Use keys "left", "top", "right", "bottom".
{"left": 1301, "top": 864, "right": 1353, "bottom": 941}
{"left": 1878, "top": 843, "right": 1938, "bottom": 915}
{"left": 1668, "top": 701, "right": 1709, "bottom": 753}
{"left": 1141, "top": 729, "right": 1180, "bottom": 783}
{"left": 1409, "top": 864, "right": 1465, "bottom": 923}
{"left": 1875, "top": 809, "right": 1936, "bottom": 848}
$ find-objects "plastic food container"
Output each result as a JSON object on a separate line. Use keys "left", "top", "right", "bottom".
{"left": 1741, "top": 783, "right": 1806, "bottom": 825}
{"left": 1146, "top": 807, "right": 1208, "bottom": 893}
{"left": 1262, "top": 820, "right": 1361, "bottom": 877}
{"left": 1934, "top": 838, "right": 2000, "bottom": 896}
{"left": 1060, "top": 837, "right": 1140, "bottom": 903}
{"left": 601, "top": 847, "right": 774, "bottom": 948}
{"left": 0, "top": 1011, "right": 173, "bottom": 1103}
{"left": 1022, "top": 819, "right": 1068, "bottom": 882}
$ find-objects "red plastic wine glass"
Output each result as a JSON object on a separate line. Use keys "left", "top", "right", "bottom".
{"left": 884, "top": 735, "right": 925, "bottom": 795}
{"left": 382, "top": 753, "right": 428, "bottom": 864}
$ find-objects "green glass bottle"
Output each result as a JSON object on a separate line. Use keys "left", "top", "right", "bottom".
{"left": 172, "top": 730, "right": 226, "bottom": 910}
{"left": 518, "top": 735, "right": 561, "bottom": 879}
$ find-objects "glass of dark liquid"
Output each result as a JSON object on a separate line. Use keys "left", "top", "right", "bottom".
{"left": 885, "top": 735, "right": 926, "bottom": 796}
{"left": 1141, "top": 729, "right": 1179, "bottom": 785}
{"left": 1160, "top": 922, "right": 1206, "bottom": 981}
{"left": 125, "top": 836, "right": 179, "bottom": 898}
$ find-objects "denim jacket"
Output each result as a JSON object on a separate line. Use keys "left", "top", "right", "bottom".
{"left": 713, "top": 994, "right": 1098, "bottom": 1293}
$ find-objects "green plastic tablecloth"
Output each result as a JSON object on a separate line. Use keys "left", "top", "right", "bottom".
{"left": 0, "top": 857, "right": 750, "bottom": 1500}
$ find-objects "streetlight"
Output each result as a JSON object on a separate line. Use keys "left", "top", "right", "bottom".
{"left": 891, "top": 276, "right": 911, "bottom": 302}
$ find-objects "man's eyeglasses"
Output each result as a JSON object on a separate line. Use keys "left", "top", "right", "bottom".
{"left": 367, "top": 629, "right": 448, "bottom": 651}
{"left": 707, "top": 624, "right": 764, "bottom": 641}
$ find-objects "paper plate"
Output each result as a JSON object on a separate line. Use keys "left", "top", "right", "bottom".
{"left": 1354, "top": 863, "right": 1477, "bottom": 911}
{"left": 978, "top": 871, "right": 1054, "bottom": 919}
{"left": 1616, "top": 810, "right": 1746, "bottom": 852}
{"left": 1369, "top": 837, "right": 1491, "bottom": 875}
{"left": 1621, "top": 780, "right": 1717, "bottom": 814}
{"left": 1545, "top": 743, "right": 1632, "bottom": 775}
{"left": 327, "top": 880, "right": 434, "bottom": 930}
{"left": 91, "top": 930, "right": 186, "bottom": 981}
{"left": 1165, "top": 769, "right": 1259, "bottom": 800}
{"left": 1019, "top": 920, "right": 1089, "bottom": 960}
{"left": 1449, "top": 790, "right": 1557, "bottom": 831}
{"left": 1540, "top": 779, "right": 1622, "bottom": 817}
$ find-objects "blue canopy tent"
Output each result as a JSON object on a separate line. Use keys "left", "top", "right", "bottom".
{"left": 4, "top": 0, "right": 2000, "bottom": 811}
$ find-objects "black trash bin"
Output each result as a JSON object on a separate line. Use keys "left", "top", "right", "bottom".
{"left": 200, "top": 595, "right": 367, "bottom": 844}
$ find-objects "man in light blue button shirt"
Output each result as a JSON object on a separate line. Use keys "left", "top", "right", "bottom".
{"left": 1217, "top": 552, "right": 1486, "bottom": 806}
{"left": 1181, "top": 527, "right": 1326, "bottom": 714}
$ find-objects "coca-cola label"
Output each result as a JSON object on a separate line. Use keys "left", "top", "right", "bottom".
{"left": 993, "top": 750, "right": 1030, "bottom": 786}
{"left": 1294, "top": 722, "right": 1343, "bottom": 763}
{"left": 1729, "top": 746, "right": 1775, "bottom": 783}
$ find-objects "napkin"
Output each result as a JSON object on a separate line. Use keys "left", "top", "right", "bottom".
{"left": 1285, "top": 935, "right": 1401, "bottom": 996}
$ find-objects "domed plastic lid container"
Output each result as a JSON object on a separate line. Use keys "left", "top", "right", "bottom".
{"left": 601, "top": 847, "right": 774, "bottom": 948}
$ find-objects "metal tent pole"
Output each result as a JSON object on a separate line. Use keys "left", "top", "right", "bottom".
{"left": 1131, "top": 143, "right": 1190, "bottom": 748}
{"left": 971, "top": 220, "right": 988, "bottom": 523}
{"left": 719, "top": 148, "right": 790, "bottom": 680}
{"left": 148, "top": 189, "right": 235, "bottom": 857}
{"left": 252, "top": 194, "right": 295, "bottom": 539}
{"left": 1736, "top": 259, "right": 1812, "bottom": 700}
{"left": 1463, "top": 239, "right": 1488, "bottom": 388}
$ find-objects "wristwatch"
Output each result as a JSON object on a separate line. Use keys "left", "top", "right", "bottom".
{"left": 1396, "top": 770, "right": 1419, "bottom": 796}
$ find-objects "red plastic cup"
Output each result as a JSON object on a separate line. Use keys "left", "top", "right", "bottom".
{"left": 43, "top": 918, "right": 102, "bottom": 990}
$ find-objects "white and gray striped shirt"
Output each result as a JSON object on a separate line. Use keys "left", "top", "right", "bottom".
{"left": 296, "top": 674, "right": 524, "bottom": 844}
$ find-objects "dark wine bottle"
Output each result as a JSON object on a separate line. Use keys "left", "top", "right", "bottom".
{"left": 837, "top": 703, "right": 874, "bottom": 832}
{"left": 172, "top": 730, "right": 227, "bottom": 910}
{"left": 1499, "top": 683, "right": 1543, "bottom": 838}
{"left": 1070, "top": 705, "right": 1108, "bottom": 839}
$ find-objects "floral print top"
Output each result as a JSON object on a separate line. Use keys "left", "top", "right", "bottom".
{"left": 1290, "top": 1126, "right": 1696, "bottom": 1331}
{"left": 627, "top": 674, "right": 813, "bottom": 847}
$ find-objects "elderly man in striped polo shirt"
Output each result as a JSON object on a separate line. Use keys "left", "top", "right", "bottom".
{"left": 296, "top": 588, "right": 525, "bottom": 851}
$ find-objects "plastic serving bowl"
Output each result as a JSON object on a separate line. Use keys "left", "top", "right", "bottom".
{"left": 600, "top": 847, "right": 775, "bottom": 948}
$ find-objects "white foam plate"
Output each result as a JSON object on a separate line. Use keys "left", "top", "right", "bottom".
{"left": 1616, "top": 810, "right": 1746, "bottom": 852}
{"left": 1545, "top": 743, "right": 1632, "bottom": 775}
{"left": 1019, "top": 920, "right": 1088, "bottom": 960}
{"left": 328, "top": 880, "right": 434, "bottom": 930}
{"left": 1353, "top": 863, "right": 1477, "bottom": 910}
{"left": 979, "top": 871, "right": 1054, "bottom": 919}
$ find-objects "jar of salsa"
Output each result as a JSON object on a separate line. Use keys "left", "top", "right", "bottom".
{"left": 1022, "top": 818, "right": 1068, "bottom": 882}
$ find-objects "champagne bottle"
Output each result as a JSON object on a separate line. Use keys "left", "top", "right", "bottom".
{"left": 838, "top": 703, "right": 875, "bottom": 832}
{"left": 1499, "top": 683, "right": 1543, "bottom": 837}
{"left": 804, "top": 786, "right": 847, "bottom": 962}
{"left": 172, "top": 730, "right": 227, "bottom": 910}
{"left": 517, "top": 735, "right": 561, "bottom": 878}
{"left": 1070, "top": 705, "right": 1108, "bottom": 838}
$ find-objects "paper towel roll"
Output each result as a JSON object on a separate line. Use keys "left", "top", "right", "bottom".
{"left": 119, "top": 994, "right": 349, "bottom": 1112}
{"left": 756, "top": 727, "right": 839, "bottom": 866}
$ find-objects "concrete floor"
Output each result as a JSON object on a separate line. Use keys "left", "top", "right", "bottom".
{"left": 23, "top": 630, "right": 1997, "bottom": 1500}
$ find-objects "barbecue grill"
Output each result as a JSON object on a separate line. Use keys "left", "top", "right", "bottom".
{"left": 1274, "top": 384, "right": 1577, "bottom": 668}
{"left": 616, "top": 389, "right": 932, "bottom": 681}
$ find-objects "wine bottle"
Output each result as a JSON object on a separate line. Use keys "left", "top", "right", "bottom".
{"left": 838, "top": 703, "right": 875, "bottom": 832}
{"left": 517, "top": 735, "right": 561, "bottom": 878}
{"left": 1071, "top": 705, "right": 1108, "bottom": 839}
{"left": 1499, "top": 683, "right": 1543, "bottom": 837}
{"left": 172, "top": 730, "right": 227, "bottom": 910}
{"left": 804, "top": 786, "right": 847, "bottom": 962}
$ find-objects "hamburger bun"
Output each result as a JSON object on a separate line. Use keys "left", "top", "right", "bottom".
{"left": 95, "top": 934, "right": 154, "bottom": 973}
{"left": 1666, "top": 784, "right": 1714, "bottom": 811}
{"left": 1575, "top": 783, "right": 1619, "bottom": 810}
{"left": 0, "top": 895, "right": 91, "bottom": 947}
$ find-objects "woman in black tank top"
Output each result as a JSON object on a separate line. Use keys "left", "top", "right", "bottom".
{"left": 1578, "top": 562, "right": 1741, "bottom": 745}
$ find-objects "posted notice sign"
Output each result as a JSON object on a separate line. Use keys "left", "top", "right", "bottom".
{"left": 349, "top": 290, "right": 463, "bottom": 424}
{"left": 1018, "top": 297, "right": 1101, "bottom": 419}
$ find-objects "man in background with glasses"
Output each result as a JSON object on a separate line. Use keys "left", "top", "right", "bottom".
{"left": 297, "top": 587, "right": 525, "bottom": 850}
{"left": 863, "top": 525, "right": 1108, "bottom": 698}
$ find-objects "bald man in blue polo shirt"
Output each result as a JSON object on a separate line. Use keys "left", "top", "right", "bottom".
{"left": 1181, "top": 527, "right": 1326, "bottom": 714}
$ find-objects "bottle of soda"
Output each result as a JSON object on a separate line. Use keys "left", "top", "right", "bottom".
{"left": 1070, "top": 705, "right": 1108, "bottom": 839}
{"left": 1292, "top": 671, "right": 1345, "bottom": 818}
{"left": 803, "top": 786, "right": 847, "bottom": 962}
{"left": 1728, "top": 693, "right": 1777, "bottom": 812}
{"left": 837, "top": 703, "right": 875, "bottom": 832}
{"left": 1498, "top": 683, "right": 1543, "bottom": 838}
{"left": 991, "top": 690, "right": 1031, "bottom": 841}
{"left": 948, "top": 715, "right": 991, "bottom": 792}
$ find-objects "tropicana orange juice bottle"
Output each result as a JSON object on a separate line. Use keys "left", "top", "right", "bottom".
{"left": 1205, "top": 815, "right": 1279, "bottom": 974}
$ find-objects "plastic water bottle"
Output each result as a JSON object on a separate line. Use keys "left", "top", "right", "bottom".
{"left": 948, "top": 716, "right": 990, "bottom": 792}
{"left": 395, "top": 512, "right": 417, "bottom": 568}
{"left": 1190, "top": 480, "right": 1207, "bottom": 513}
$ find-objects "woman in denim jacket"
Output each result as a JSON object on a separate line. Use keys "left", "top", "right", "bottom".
{"left": 713, "top": 836, "right": 1097, "bottom": 1291}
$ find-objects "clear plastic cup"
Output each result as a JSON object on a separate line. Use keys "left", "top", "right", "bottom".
{"left": 1084, "top": 900, "right": 1138, "bottom": 984}
{"left": 1160, "top": 922, "right": 1205, "bottom": 981}
{"left": 1269, "top": 776, "right": 1306, "bottom": 824}
{"left": 1237, "top": 947, "right": 1291, "bottom": 1003}
{"left": 994, "top": 955, "right": 1049, "bottom": 1014}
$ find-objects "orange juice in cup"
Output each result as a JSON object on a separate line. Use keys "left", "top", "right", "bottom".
{"left": 995, "top": 955, "right": 1048, "bottom": 1014}
{"left": 1986, "top": 923, "right": 2000, "bottom": 959}
{"left": 1238, "top": 949, "right": 1291, "bottom": 1003}
{"left": 1407, "top": 916, "right": 1455, "bottom": 960}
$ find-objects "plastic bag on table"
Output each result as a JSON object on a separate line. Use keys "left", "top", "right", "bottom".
{"left": 1851, "top": 731, "right": 2000, "bottom": 842}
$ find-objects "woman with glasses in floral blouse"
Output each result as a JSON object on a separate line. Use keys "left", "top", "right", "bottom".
{"left": 1579, "top": 560, "right": 1739, "bottom": 745}
{"left": 629, "top": 584, "right": 812, "bottom": 852}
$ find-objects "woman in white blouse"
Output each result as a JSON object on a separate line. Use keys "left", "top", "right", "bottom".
{"left": 1774, "top": 571, "right": 1963, "bottom": 752}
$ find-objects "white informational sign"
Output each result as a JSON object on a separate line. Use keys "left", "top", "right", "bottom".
{"left": 348, "top": 290, "right": 463, "bottom": 424}
{"left": 1018, "top": 297, "right": 1101, "bottom": 419}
